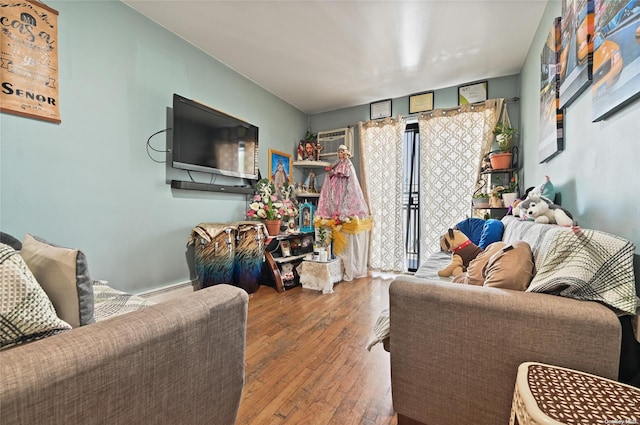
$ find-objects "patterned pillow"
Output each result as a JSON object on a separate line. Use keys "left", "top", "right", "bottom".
{"left": 20, "top": 234, "right": 95, "bottom": 328}
{"left": 0, "top": 243, "right": 72, "bottom": 350}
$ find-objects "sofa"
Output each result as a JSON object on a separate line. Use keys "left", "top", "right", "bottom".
{"left": 387, "top": 216, "right": 639, "bottom": 425}
{"left": 1, "top": 232, "right": 248, "bottom": 425}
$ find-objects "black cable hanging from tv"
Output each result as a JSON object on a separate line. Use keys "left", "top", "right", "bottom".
{"left": 146, "top": 128, "right": 171, "bottom": 163}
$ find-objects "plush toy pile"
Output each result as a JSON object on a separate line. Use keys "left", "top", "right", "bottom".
{"left": 511, "top": 176, "right": 575, "bottom": 226}
{"left": 517, "top": 193, "right": 574, "bottom": 226}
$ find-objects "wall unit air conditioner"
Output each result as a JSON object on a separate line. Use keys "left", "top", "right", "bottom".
{"left": 316, "top": 127, "right": 353, "bottom": 163}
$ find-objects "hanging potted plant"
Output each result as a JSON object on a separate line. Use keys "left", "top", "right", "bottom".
{"left": 490, "top": 121, "right": 517, "bottom": 170}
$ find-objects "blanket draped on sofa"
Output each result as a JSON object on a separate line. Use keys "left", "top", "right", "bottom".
{"left": 502, "top": 217, "right": 638, "bottom": 316}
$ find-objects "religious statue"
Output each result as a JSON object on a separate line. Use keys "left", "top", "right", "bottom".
{"left": 316, "top": 144, "right": 369, "bottom": 218}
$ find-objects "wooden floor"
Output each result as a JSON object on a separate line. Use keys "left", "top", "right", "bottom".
{"left": 236, "top": 273, "right": 398, "bottom": 425}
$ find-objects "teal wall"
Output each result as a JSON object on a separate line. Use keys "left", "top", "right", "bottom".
{"left": 519, "top": 1, "right": 640, "bottom": 249}
{"left": 0, "top": 1, "right": 307, "bottom": 293}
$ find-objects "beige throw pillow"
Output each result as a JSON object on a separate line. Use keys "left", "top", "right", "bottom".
{"left": 453, "top": 241, "right": 534, "bottom": 291}
{"left": 483, "top": 241, "right": 534, "bottom": 291}
{"left": 20, "top": 234, "right": 95, "bottom": 328}
{"left": 1, "top": 243, "right": 72, "bottom": 349}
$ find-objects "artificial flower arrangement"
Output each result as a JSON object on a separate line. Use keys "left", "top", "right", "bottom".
{"left": 247, "top": 178, "right": 298, "bottom": 221}
{"left": 313, "top": 213, "right": 373, "bottom": 255}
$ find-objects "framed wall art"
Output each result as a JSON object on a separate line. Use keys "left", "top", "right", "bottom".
{"left": 0, "top": 0, "right": 60, "bottom": 123}
{"left": 591, "top": 0, "right": 640, "bottom": 122}
{"left": 458, "top": 81, "right": 488, "bottom": 105}
{"left": 268, "top": 149, "right": 292, "bottom": 189}
{"left": 370, "top": 99, "right": 392, "bottom": 120}
{"left": 559, "top": 0, "right": 594, "bottom": 109}
{"left": 408, "top": 91, "right": 434, "bottom": 114}
{"left": 539, "top": 17, "right": 564, "bottom": 163}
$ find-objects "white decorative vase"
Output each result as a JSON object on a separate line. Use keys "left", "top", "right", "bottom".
{"left": 502, "top": 192, "right": 518, "bottom": 208}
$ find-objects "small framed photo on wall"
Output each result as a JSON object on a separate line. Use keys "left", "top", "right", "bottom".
{"left": 458, "top": 81, "right": 488, "bottom": 105}
{"left": 408, "top": 91, "right": 434, "bottom": 114}
{"left": 370, "top": 99, "right": 392, "bottom": 120}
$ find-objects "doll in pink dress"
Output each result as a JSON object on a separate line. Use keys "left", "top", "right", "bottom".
{"left": 317, "top": 145, "right": 369, "bottom": 218}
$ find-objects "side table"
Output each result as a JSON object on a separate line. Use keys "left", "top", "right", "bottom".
{"left": 297, "top": 258, "right": 343, "bottom": 294}
{"left": 510, "top": 362, "right": 640, "bottom": 425}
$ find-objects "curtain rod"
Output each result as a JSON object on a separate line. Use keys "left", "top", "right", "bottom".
{"left": 402, "top": 96, "right": 519, "bottom": 119}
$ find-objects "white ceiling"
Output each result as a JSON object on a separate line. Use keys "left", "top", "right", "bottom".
{"left": 122, "top": 0, "right": 547, "bottom": 114}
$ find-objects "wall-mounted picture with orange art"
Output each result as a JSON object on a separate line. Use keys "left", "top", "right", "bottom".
{"left": 592, "top": 0, "right": 640, "bottom": 122}
{"left": 539, "top": 17, "right": 564, "bottom": 163}
{"left": 559, "top": 0, "right": 594, "bottom": 109}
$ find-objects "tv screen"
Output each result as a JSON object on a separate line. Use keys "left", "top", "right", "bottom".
{"left": 172, "top": 94, "right": 259, "bottom": 180}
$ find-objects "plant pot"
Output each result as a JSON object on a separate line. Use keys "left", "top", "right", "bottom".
{"left": 489, "top": 152, "right": 512, "bottom": 170}
{"left": 264, "top": 219, "right": 282, "bottom": 236}
{"left": 502, "top": 192, "right": 518, "bottom": 208}
{"left": 472, "top": 197, "right": 490, "bottom": 208}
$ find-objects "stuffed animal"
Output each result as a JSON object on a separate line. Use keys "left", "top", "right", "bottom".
{"left": 532, "top": 175, "right": 556, "bottom": 202}
{"left": 519, "top": 193, "right": 574, "bottom": 226}
{"left": 489, "top": 185, "right": 505, "bottom": 208}
{"left": 438, "top": 229, "right": 484, "bottom": 277}
{"left": 281, "top": 262, "right": 296, "bottom": 283}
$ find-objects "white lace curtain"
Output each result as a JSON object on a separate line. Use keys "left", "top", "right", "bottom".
{"left": 417, "top": 99, "right": 501, "bottom": 258}
{"left": 358, "top": 117, "right": 407, "bottom": 272}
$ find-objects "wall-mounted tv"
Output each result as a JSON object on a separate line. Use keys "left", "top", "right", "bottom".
{"left": 172, "top": 94, "right": 259, "bottom": 180}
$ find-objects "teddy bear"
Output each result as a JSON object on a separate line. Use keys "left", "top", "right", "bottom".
{"left": 438, "top": 228, "right": 484, "bottom": 277}
{"left": 518, "top": 193, "right": 574, "bottom": 226}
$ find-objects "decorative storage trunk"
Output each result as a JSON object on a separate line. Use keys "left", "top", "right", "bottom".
{"left": 188, "top": 221, "right": 268, "bottom": 294}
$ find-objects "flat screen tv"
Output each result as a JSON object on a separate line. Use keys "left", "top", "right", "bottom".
{"left": 172, "top": 94, "right": 259, "bottom": 180}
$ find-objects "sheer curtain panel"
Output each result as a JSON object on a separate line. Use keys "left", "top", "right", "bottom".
{"left": 359, "top": 117, "right": 407, "bottom": 272}
{"left": 417, "top": 100, "right": 500, "bottom": 259}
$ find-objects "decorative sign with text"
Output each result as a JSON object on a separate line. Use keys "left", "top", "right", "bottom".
{"left": 0, "top": 0, "right": 60, "bottom": 123}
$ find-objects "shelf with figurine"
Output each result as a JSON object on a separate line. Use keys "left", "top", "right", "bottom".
{"left": 262, "top": 231, "right": 315, "bottom": 292}
{"left": 293, "top": 134, "right": 330, "bottom": 202}
{"left": 472, "top": 169, "right": 519, "bottom": 220}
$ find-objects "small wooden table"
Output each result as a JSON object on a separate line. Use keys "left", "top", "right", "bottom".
{"left": 510, "top": 362, "right": 640, "bottom": 425}
{"left": 297, "top": 258, "right": 343, "bottom": 294}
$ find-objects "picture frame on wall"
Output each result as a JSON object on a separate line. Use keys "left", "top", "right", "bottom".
{"left": 559, "top": 0, "right": 594, "bottom": 109}
{"left": 408, "top": 91, "right": 434, "bottom": 114}
{"left": 539, "top": 17, "right": 564, "bottom": 163}
{"left": 268, "top": 149, "right": 292, "bottom": 189}
{"left": 591, "top": 0, "right": 640, "bottom": 122}
{"left": 0, "top": 0, "right": 61, "bottom": 123}
{"left": 458, "top": 81, "right": 488, "bottom": 105}
{"left": 370, "top": 99, "right": 392, "bottom": 120}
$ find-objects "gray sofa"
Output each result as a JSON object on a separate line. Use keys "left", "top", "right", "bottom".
{"left": 0, "top": 284, "right": 248, "bottom": 425}
{"left": 388, "top": 216, "right": 639, "bottom": 425}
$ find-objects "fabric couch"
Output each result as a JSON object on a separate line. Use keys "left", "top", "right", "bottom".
{"left": 1, "top": 232, "right": 248, "bottom": 425}
{"left": 387, "top": 216, "right": 639, "bottom": 425}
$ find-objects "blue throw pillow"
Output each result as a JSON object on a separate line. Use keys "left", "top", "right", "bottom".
{"left": 478, "top": 219, "right": 504, "bottom": 249}
{"left": 454, "top": 218, "right": 486, "bottom": 246}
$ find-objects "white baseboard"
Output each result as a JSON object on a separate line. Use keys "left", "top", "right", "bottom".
{"left": 137, "top": 280, "right": 195, "bottom": 298}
